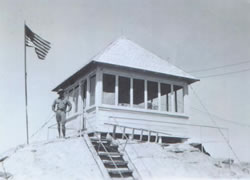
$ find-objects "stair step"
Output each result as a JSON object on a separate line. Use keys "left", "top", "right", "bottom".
{"left": 91, "top": 141, "right": 111, "bottom": 146}
{"left": 88, "top": 133, "right": 135, "bottom": 179}
{"left": 98, "top": 152, "right": 123, "bottom": 157}
{"left": 112, "top": 178, "right": 134, "bottom": 180}
{"left": 94, "top": 145, "right": 119, "bottom": 152}
{"left": 101, "top": 144, "right": 118, "bottom": 148}
{"left": 108, "top": 169, "right": 133, "bottom": 178}
{"left": 94, "top": 144, "right": 119, "bottom": 149}
{"left": 90, "top": 137, "right": 111, "bottom": 142}
{"left": 100, "top": 155, "right": 124, "bottom": 161}
{"left": 103, "top": 160, "right": 128, "bottom": 166}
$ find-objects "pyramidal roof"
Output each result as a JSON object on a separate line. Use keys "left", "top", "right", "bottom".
{"left": 92, "top": 37, "right": 198, "bottom": 82}
{"left": 53, "top": 37, "right": 198, "bottom": 91}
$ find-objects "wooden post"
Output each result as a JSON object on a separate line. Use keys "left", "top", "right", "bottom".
{"left": 140, "top": 130, "right": 144, "bottom": 141}
{"left": 115, "top": 75, "right": 118, "bottom": 106}
{"left": 95, "top": 67, "right": 102, "bottom": 107}
{"left": 171, "top": 84, "right": 175, "bottom": 113}
{"left": 131, "top": 128, "right": 135, "bottom": 140}
{"left": 130, "top": 78, "right": 133, "bottom": 107}
{"left": 155, "top": 133, "right": 159, "bottom": 143}
{"left": 112, "top": 125, "right": 117, "bottom": 139}
{"left": 159, "top": 136, "right": 162, "bottom": 144}
{"left": 183, "top": 84, "right": 189, "bottom": 114}
{"left": 144, "top": 80, "right": 147, "bottom": 109}
{"left": 86, "top": 77, "right": 90, "bottom": 108}
{"left": 122, "top": 127, "right": 126, "bottom": 139}
{"left": 158, "top": 82, "right": 161, "bottom": 111}
{"left": 148, "top": 131, "right": 151, "bottom": 142}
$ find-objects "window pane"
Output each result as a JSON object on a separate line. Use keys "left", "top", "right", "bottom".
{"left": 160, "top": 83, "right": 171, "bottom": 112}
{"left": 147, "top": 81, "right": 158, "bottom": 110}
{"left": 90, "top": 75, "right": 96, "bottom": 106}
{"left": 102, "top": 74, "right": 115, "bottom": 105}
{"left": 133, "top": 79, "right": 145, "bottom": 109}
{"left": 81, "top": 80, "right": 87, "bottom": 108}
{"left": 118, "top": 76, "right": 130, "bottom": 106}
{"left": 174, "top": 85, "right": 184, "bottom": 113}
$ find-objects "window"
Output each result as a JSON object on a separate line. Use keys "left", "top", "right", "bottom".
{"left": 118, "top": 76, "right": 130, "bottom": 106}
{"left": 102, "top": 74, "right": 116, "bottom": 105}
{"left": 81, "top": 80, "right": 87, "bottom": 108}
{"left": 133, "top": 79, "right": 145, "bottom": 109}
{"left": 89, "top": 75, "right": 96, "bottom": 106}
{"left": 147, "top": 81, "right": 158, "bottom": 110}
{"left": 174, "top": 85, "right": 184, "bottom": 113}
{"left": 99, "top": 73, "right": 186, "bottom": 114}
{"left": 160, "top": 83, "right": 171, "bottom": 112}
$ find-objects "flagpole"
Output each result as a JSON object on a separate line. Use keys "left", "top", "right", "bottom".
{"left": 24, "top": 21, "right": 29, "bottom": 144}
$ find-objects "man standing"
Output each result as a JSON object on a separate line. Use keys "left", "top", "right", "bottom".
{"left": 52, "top": 89, "right": 72, "bottom": 138}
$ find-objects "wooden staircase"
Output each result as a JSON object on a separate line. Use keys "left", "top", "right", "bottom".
{"left": 88, "top": 133, "right": 135, "bottom": 179}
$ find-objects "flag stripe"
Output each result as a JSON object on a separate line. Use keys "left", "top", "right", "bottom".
{"left": 35, "top": 48, "right": 47, "bottom": 56}
{"left": 32, "top": 39, "right": 50, "bottom": 51}
{"left": 35, "top": 49, "right": 46, "bottom": 60}
{"left": 34, "top": 34, "right": 51, "bottom": 46}
{"left": 32, "top": 36, "right": 50, "bottom": 48}
{"left": 34, "top": 34, "right": 51, "bottom": 49}
{"left": 32, "top": 40, "right": 50, "bottom": 53}
{"left": 36, "top": 50, "right": 48, "bottom": 59}
{"left": 32, "top": 37, "right": 50, "bottom": 51}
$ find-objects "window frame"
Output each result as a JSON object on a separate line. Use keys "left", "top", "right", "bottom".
{"left": 100, "top": 69, "right": 186, "bottom": 115}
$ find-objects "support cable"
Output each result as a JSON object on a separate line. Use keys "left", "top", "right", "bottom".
{"left": 187, "top": 60, "right": 250, "bottom": 73}
{"left": 30, "top": 112, "right": 55, "bottom": 139}
{"left": 190, "top": 85, "right": 242, "bottom": 164}
{"left": 197, "top": 68, "right": 250, "bottom": 79}
{"left": 191, "top": 106, "right": 250, "bottom": 128}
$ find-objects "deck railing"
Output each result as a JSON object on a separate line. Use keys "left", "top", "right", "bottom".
{"left": 107, "top": 116, "right": 230, "bottom": 156}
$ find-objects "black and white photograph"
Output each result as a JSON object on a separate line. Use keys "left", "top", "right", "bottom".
{"left": 0, "top": 0, "right": 250, "bottom": 179}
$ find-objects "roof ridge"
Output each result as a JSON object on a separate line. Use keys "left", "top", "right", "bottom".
{"left": 92, "top": 36, "right": 128, "bottom": 61}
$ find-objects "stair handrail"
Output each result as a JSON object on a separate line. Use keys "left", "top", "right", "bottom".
{"left": 104, "top": 123, "right": 189, "bottom": 147}
{"left": 105, "top": 122, "right": 188, "bottom": 139}
{"left": 106, "top": 116, "right": 231, "bottom": 174}
{"left": 90, "top": 134, "right": 126, "bottom": 179}
{"left": 84, "top": 116, "right": 128, "bottom": 179}
{"left": 106, "top": 119, "right": 144, "bottom": 180}
{"left": 83, "top": 134, "right": 111, "bottom": 180}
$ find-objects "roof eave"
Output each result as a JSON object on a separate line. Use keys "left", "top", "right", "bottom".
{"left": 52, "top": 61, "right": 199, "bottom": 92}
{"left": 96, "top": 61, "right": 199, "bottom": 84}
{"left": 51, "top": 61, "right": 96, "bottom": 92}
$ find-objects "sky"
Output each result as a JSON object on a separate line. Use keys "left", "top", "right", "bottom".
{"left": 0, "top": 0, "right": 250, "bottom": 161}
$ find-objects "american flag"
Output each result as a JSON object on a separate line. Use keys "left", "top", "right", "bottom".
{"left": 25, "top": 25, "right": 51, "bottom": 60}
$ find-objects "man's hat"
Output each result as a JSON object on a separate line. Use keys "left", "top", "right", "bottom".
{"left": 57, "top": 89, "right": 64, "bottom": 94}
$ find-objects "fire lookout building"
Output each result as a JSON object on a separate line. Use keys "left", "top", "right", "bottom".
{"left": 52, "top": 37, "right": 199, "bottom": 139}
